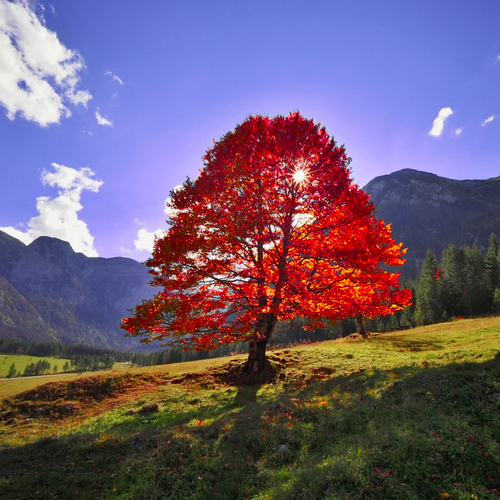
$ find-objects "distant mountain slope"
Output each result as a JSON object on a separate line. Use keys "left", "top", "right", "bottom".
{"left": 0, "top": 231, "right": 154, "bottom": 349}
{"left": 363, "top": 168, "right": 500, "bottom": 277}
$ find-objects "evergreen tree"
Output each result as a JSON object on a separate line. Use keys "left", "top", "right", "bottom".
{"left": 7, "top": 362, "right": 17, "bottom": 378}
{"left": 388, "top": 313, "right": 400, "bottom": 331}
{"left": 398, "top": 279, "right": 416, "bottom": 329}
{"left": 23, "top": 363, "right": 36, "bottom": 376}
{"left": 399, "top": 305, "right": 415, "bottom": 329}
{"left": 461, "top": 245, "right": 489, "bottom": 316}
{"left": 415, "top": 250, "right": 443, "bottom": 325}
{"left": 485, "top": 233, "right": 500, "bottom": 305}
{"left": 440, "top": 245, "right": 465, "bottom": 317}
{"left": 492, "top": 289, "right": 500, "bottom": 314}
{"left": 39, "top": 360, "right": 50, "bottom": 374}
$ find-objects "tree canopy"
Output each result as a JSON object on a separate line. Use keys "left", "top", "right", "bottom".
{"left": 122, "top": 112, "right": 412, "bottom": 373}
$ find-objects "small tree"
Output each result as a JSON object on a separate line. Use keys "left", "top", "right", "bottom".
{"left": 7, "top": 362, "right": 17, "bottom": 378}
{"left": 461, "top": 245, "right": 490, "bottom": 316}
{"left": 440, "top": 245, "right": 464, "bottom": 317}
{"left": 485, "top": 233, "right": 500, "bottom": 306}
{"left": 492, "top": 288, "right": 500, "bottom": 314}
{"left": 415, "top": 250, "right": 443, "bottom": 325}
{"left": 122, "top": 113, "right": 411, "bottom": 374}
{"left": 23, "top": 363, "right": 36, "bottom": 376}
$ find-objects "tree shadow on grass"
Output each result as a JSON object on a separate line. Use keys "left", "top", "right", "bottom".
{"left": 233, "top": 385, "right": 259, "bottom": 406}
{"left": 1, "top": 355, "right": 500, "bottom": 499}
{"left": 263, "top": 353, "right": 500, "bottom": 499}
{"left": 368, "top": 334, "right": 445, "bottom": 352}
{"left": 0, "top": 361, "right": 268, "bottom": 499}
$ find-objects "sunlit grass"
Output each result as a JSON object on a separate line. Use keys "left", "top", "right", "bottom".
{"left": 0, "top": 353, "right": 72, "bottom": 378}
{"left": 1, "top": 316, "right": 500, "bottom": 499}
{"left": 0, "top": 357, "right": 239, "bottom": 399}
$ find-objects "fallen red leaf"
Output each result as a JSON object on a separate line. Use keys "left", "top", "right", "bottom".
{"left": 374, "top": 467, "right": 394, "bottom": 477}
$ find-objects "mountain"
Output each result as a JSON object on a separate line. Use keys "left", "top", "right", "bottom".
{"left": 0, "top": 231, "right": 154, "bottom": 349}
{"left": 363, "top": 168, "right": 500, "bottom": 278}
{"left": 2, "top": 168, "right": 498, "bottom": 346}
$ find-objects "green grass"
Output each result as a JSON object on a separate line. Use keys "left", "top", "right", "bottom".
{"left": 0, "top": 354, "right": 71, "bottom": 378}
{"left": 1, "top": 316, "right": 500, "bottom": 499}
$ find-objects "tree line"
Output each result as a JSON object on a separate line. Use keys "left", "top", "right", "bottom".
{"left": 0, "top": 339, "right": 131, "bottom": 377}
{"left": 359, "top": 233, "right": 500, "bottom": 332}
{"left": 0, "top": 338, "right": 128, "bottom": 359}
{"left": 7, "top": 359, "right": 58, "bottom": 378}
{"left": 5, "top": 354, "right": 116, "bottom": 378}
{"left": 409, "top": 233, "right": 500, "bottom": 325}
{"left": 291, "top": 232, "right": 500, "bottom": 334}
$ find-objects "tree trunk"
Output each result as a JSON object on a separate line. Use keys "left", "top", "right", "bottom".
{"left": 356, "top": 316, "right": 368, "bottom": 339}
{"left": 246, "top": 338, "right": 271, "bottom": 374}
{"left": 244, "top": 312, "right": 277, "bottom": 376}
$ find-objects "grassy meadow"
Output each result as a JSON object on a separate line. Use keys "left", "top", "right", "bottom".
{"left": 1, "top": 316, "right": 500, "bottom": 499}
{"left": 0, "top": 354, "right": 72, "bottom": 378}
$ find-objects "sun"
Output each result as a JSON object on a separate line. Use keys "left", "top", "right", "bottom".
{"left": 292, "top": 168, "right": 307, "bottom": 184}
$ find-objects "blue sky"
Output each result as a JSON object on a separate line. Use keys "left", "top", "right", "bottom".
{"left": 1, "top": 0, "right": 499, "bottom": 260}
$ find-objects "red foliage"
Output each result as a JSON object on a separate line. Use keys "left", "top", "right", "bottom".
{"left": 122, "top": 113, "right": 412, "bottom": 351}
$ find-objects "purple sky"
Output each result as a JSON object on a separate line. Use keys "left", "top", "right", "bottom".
{"left": 1, "top": 0, "right": 500, "bottom": 260}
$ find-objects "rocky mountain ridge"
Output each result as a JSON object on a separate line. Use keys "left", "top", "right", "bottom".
{"left": 363, "top": 168, "right": 500, "bottom": 277}
{"left": 0, "top": 231, "right": 154, "bottom": 349}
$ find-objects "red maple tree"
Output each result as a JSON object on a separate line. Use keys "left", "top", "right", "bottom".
{"left": 121, "top": 113, "right": 412, "bottom": 374}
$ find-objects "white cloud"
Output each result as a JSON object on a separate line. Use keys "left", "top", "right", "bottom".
{"left": 455, "top": 127, "right": 463, "bottom": 135}
{"left": 481, "top": 115, "right": 495, "bottom": 126}
{"left": 129, "top": 195, "right": 178, "bottom": 254}
{"left": 134, "top": 228, "right": 165, "bottom": 253}
{"left": 95, "top": 107, "right": 113, "bottom": 126}
{"left": 0, "top": 163, "right": 103, "bottom": 257}
{"left": 428, "top": 107, "right": 453, "bottom": 137}
{"left": 127, "top": 191, "right": 183, "bottom": 255}
{"left": 0, "top": 0, "right": 91, "bottom": 126}
{"left": 105, "top": 70, "right": 124, "bottom": 85}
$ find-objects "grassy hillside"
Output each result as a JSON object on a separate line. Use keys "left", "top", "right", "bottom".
{"left": 1, "top": 317, "right": 500, "bottom": 499}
